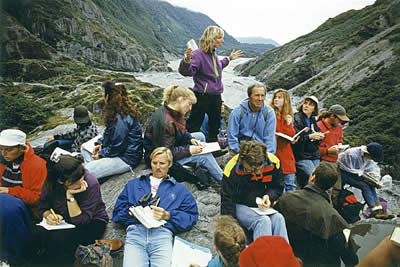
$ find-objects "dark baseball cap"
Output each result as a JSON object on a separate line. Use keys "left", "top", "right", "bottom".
{"left": 367, "top": 142, "right": 384, "bottom": 162}
{"left": 329, "top": 104, "right": 349, "bottom": 122}
{"left": 73, "top": 105, "right": 90, "bottom": 124}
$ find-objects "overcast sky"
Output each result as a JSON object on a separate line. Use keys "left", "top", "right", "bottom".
{"left": 163, "top": 0, "right": 376, "bottom": 45}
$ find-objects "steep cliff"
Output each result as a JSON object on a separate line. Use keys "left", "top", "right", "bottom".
{"left": 236, "top": 0, "right": 400, "bottom": 178}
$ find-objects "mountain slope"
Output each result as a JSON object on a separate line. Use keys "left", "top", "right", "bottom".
{"left": 235, "top": 0, "right": 400, "bottom": 178}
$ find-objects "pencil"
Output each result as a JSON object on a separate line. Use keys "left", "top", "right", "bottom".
{"left": 50, "top": 208, "right": 59, "bottom": 223}
{"left": 155, "top": 198, "right": 160, "bottom": 207}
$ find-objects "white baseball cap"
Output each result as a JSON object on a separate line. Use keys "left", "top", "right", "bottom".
{"left": 0, "top": 129, "right": 26, "bottom": 146}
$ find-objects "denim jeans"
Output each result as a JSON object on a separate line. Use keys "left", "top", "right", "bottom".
{"left": 123, "top": 224, "right": 173, "bottom": 267}
{"left": 295, "top": 159, "right": 320, "bottom": 188}
{"left": 177, "top": 132, "right": 223, "bottom": 182}
{"left": 82, "top": 149, "right": 131, "bottom": 181}
{"left": 283, "top": 173, "right": 296, "bottom": 192}
{"left": 235, "top": 204, "right": 289, "bottom": 243}
{"left": 340, "top": 170, "right": 379, "bottom": 207}
{"left": 0, "top": 194, "right": 32, "bottom": 264}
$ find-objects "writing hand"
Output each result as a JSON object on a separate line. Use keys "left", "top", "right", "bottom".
{"left": 45, "top": 213, "right": 63, "bottom": 225}
{"left": 189, "top": 145, "right": 203, "bottom": 155}
{"left": 46, "top": 136, "right": 55, "bottom": 142}
{"left": 151, "top": 206, "right": 170, "bottom": 220}
{"left": 258, "top": 195, "right": 271, "bottom": 210}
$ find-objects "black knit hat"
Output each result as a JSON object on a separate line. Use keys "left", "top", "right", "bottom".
{"left": 367, "top": 142, "right": 384, "bottom": 162}
{"left": 73, "top": 105, "right": 90, "bottom": 124}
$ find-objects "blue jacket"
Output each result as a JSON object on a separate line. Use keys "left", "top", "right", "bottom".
{"left": 179, "top": 48, "right": 229, "bottom": 95}
{"left": 227, "top": 99, "right": 276, "bottom": 154}
{"left": 112, "top": 175, "right": 198, "bottom": 234}
{"left": 98, "top": 114, "right": 143, "bottom": 167}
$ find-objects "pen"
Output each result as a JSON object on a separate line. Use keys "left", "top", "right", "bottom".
{"left": 50, "top": 208, "right": 59, "bottom": 223}
{"left": 155, "top": 198, "right": 160, "bottom": 207}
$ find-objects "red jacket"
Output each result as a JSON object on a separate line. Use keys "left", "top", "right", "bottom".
{"left": 317, "top": 119, "right": 343, "bottom": 162}
{"left": 275, "top": 113, "right": 296, "bottom": 174}
{"left": 0, "top": 142, "right": 47, "bottom": 205}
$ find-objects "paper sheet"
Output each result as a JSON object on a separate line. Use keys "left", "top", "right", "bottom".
{"left": 171, "top": 236, "right": 212, "bottom": 267}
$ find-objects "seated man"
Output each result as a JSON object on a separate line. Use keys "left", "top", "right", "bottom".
{"left": 45, "top": 105, "right": 98, "bottom": 152}
{"left": 0, "top": 129, "right": 47, "bottom": 265}
{"left": 278, "top": 161, "right": 359, "bottom": 266}
{"left": 221, "top": 140, "right": 287, "bottom": 242}
{"left": 112, "top": 147, "right": 199, "bottom": 267}
{"left": 227, "top": 84, "right": 276, "bottom": 154}
{"left": 337, "top": 142, "right": 393, "bottom": 219}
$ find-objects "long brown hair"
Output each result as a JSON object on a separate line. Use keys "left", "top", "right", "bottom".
{"left": 269, "top": 88, "right": 293, "bottom": 122}
{"left": 213, "top": 216, "right": 246, "bottom": 267}
{"left": 102, "top": 81, "right": 141, "bottom": 125}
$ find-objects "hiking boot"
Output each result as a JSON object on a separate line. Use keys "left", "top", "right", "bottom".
{"left": 95, "top": 239, "right": 123, "bottom": 251}
{"left": 371, "top": 209, "right": 395, "bottom": 220}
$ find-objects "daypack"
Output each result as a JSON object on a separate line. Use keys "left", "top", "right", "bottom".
{"left": 336, "top": 189, "right": 365, "bottom": 224}
{"left": 74, "top": 243, "right": 113, "bottom": 267}
{"left": 240, "top": 105, "right": 268, "bottom": 121}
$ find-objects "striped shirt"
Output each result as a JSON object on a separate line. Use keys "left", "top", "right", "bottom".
{"left": 1, "top": 154, "right": 24, "bottom": 188}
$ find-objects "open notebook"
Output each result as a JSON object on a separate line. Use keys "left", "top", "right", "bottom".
{"left": 171, "top": 236, "right": 212, "bottom": 267}
{"left": 276, "top": 127, "right": 308, "bottom": 142}
{"left": 37, "top": 218, "right": 75, "bottom": 231}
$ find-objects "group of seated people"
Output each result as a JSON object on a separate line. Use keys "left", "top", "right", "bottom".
{"left": 0, "top": 79, "right": 397, "bottom": 267}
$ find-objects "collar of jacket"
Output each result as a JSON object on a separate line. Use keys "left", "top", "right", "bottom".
{"left": 321, "top": 118, "right": 339, "bottom": 130}
{"left": 140, "top": 174, "right": 177, "bottom": 184}
{"left": 304, "top": 184, "right": 331, "bottom": 203}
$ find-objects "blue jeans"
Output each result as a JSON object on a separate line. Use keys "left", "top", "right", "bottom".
{"left": 43, "top": 139, "right": 74, "bottom": 152}
{"left": 0, "top": 194, "right": 32, "bottom": 264}
{"left": 123, "top": 224, "right": 173, "bottom": 267}
{"left": 283, "top": 173, "right": 296, "bottom": 192}
{"left": 177, "top": 132, "right": 223, "bottom": 182}
{"left": 82, "top": 149, "right": 131, "bottom": 181}
{"left": 340, "top": 170, "right": 379, "bottom": 207}
{"left": 235, "top": 204, "right": 288, "bottom": 243}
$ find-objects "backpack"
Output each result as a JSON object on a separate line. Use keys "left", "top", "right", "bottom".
{"left": 240, "top": 106, "right": 268, "bottom": 121}
{"left": 74, "top": 243, "right": 113, "bottom": 267}
{"left": 336, "top": 189, "right": 365, "bottom": 224}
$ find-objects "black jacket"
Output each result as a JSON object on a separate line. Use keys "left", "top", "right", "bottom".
{"left": 292, "top": 112, "right": 322, "bottom": 160}
{"left": 221, "top": 154, "right": 284, "bottom": 218}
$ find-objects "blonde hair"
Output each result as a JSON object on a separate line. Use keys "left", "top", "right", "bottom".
{"left": 163, "top": 85, "right": 197, "bottom": 105}
{"left": 199, "top": 26, "right": 224, "bottom": 53}
{"left": 269, "top": 88, "right": 293, "bottom": 122}
{"left": 213, "top": 216, "right": 246, "bottom": 267}
{"left": 150, "top": 147, "right": 173, "bottom": 165}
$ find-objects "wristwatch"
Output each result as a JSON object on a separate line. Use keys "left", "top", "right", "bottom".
{"left": 67, "top": 197, "right": 75, "bottom": 202}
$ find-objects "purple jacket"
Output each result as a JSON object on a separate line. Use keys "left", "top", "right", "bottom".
{"left": 178, "top": 48, "right": 229, "bottom": 95}
{"left": 39, "top": 170, "right": 109, "bottom": 225}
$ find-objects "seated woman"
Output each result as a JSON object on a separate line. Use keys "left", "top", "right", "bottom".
{"left": 221, "top": 140, "right": 288, "bottom": 243}
{"left": 143, "top": 85, "right": 223, "bottom": 183}
{"left": 292, "top": 96, "right": 325, "bottom": 188}
{"left": 113, "top": 147, "right": 198, "bottom": 267}
{"left": 0, "top": 129, "right": 47, "bottom": 265}
{"left": 37, "top": 154, "right": 110, "bottom": 264}
{"left": 83, "top": 81, "right": 143, "bottom": 180}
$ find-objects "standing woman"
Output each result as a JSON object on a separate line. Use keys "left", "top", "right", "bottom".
{"left": 179, "top": 26, "right": 242, "bottom": 142}
{"left": 83, "top": 81, "right": 143, "bottom": 180}
{"left": 38, "top": 155, "right": 110, "bottom": 264}
{"left": 269, "top": 89, "right": 297, "bottom": 192}
{"left": 144, "top": 85, "right": 223, "bottom": 183}
{"left": 292, "top": 96, "right": 325, "bottom": 188}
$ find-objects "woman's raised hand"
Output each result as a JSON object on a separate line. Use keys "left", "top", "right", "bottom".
{"left": 229, "top": 49, "right": 243, "bottom": 61}
{"left": 185, "top": 48, "right": 193, "bottom": 62}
